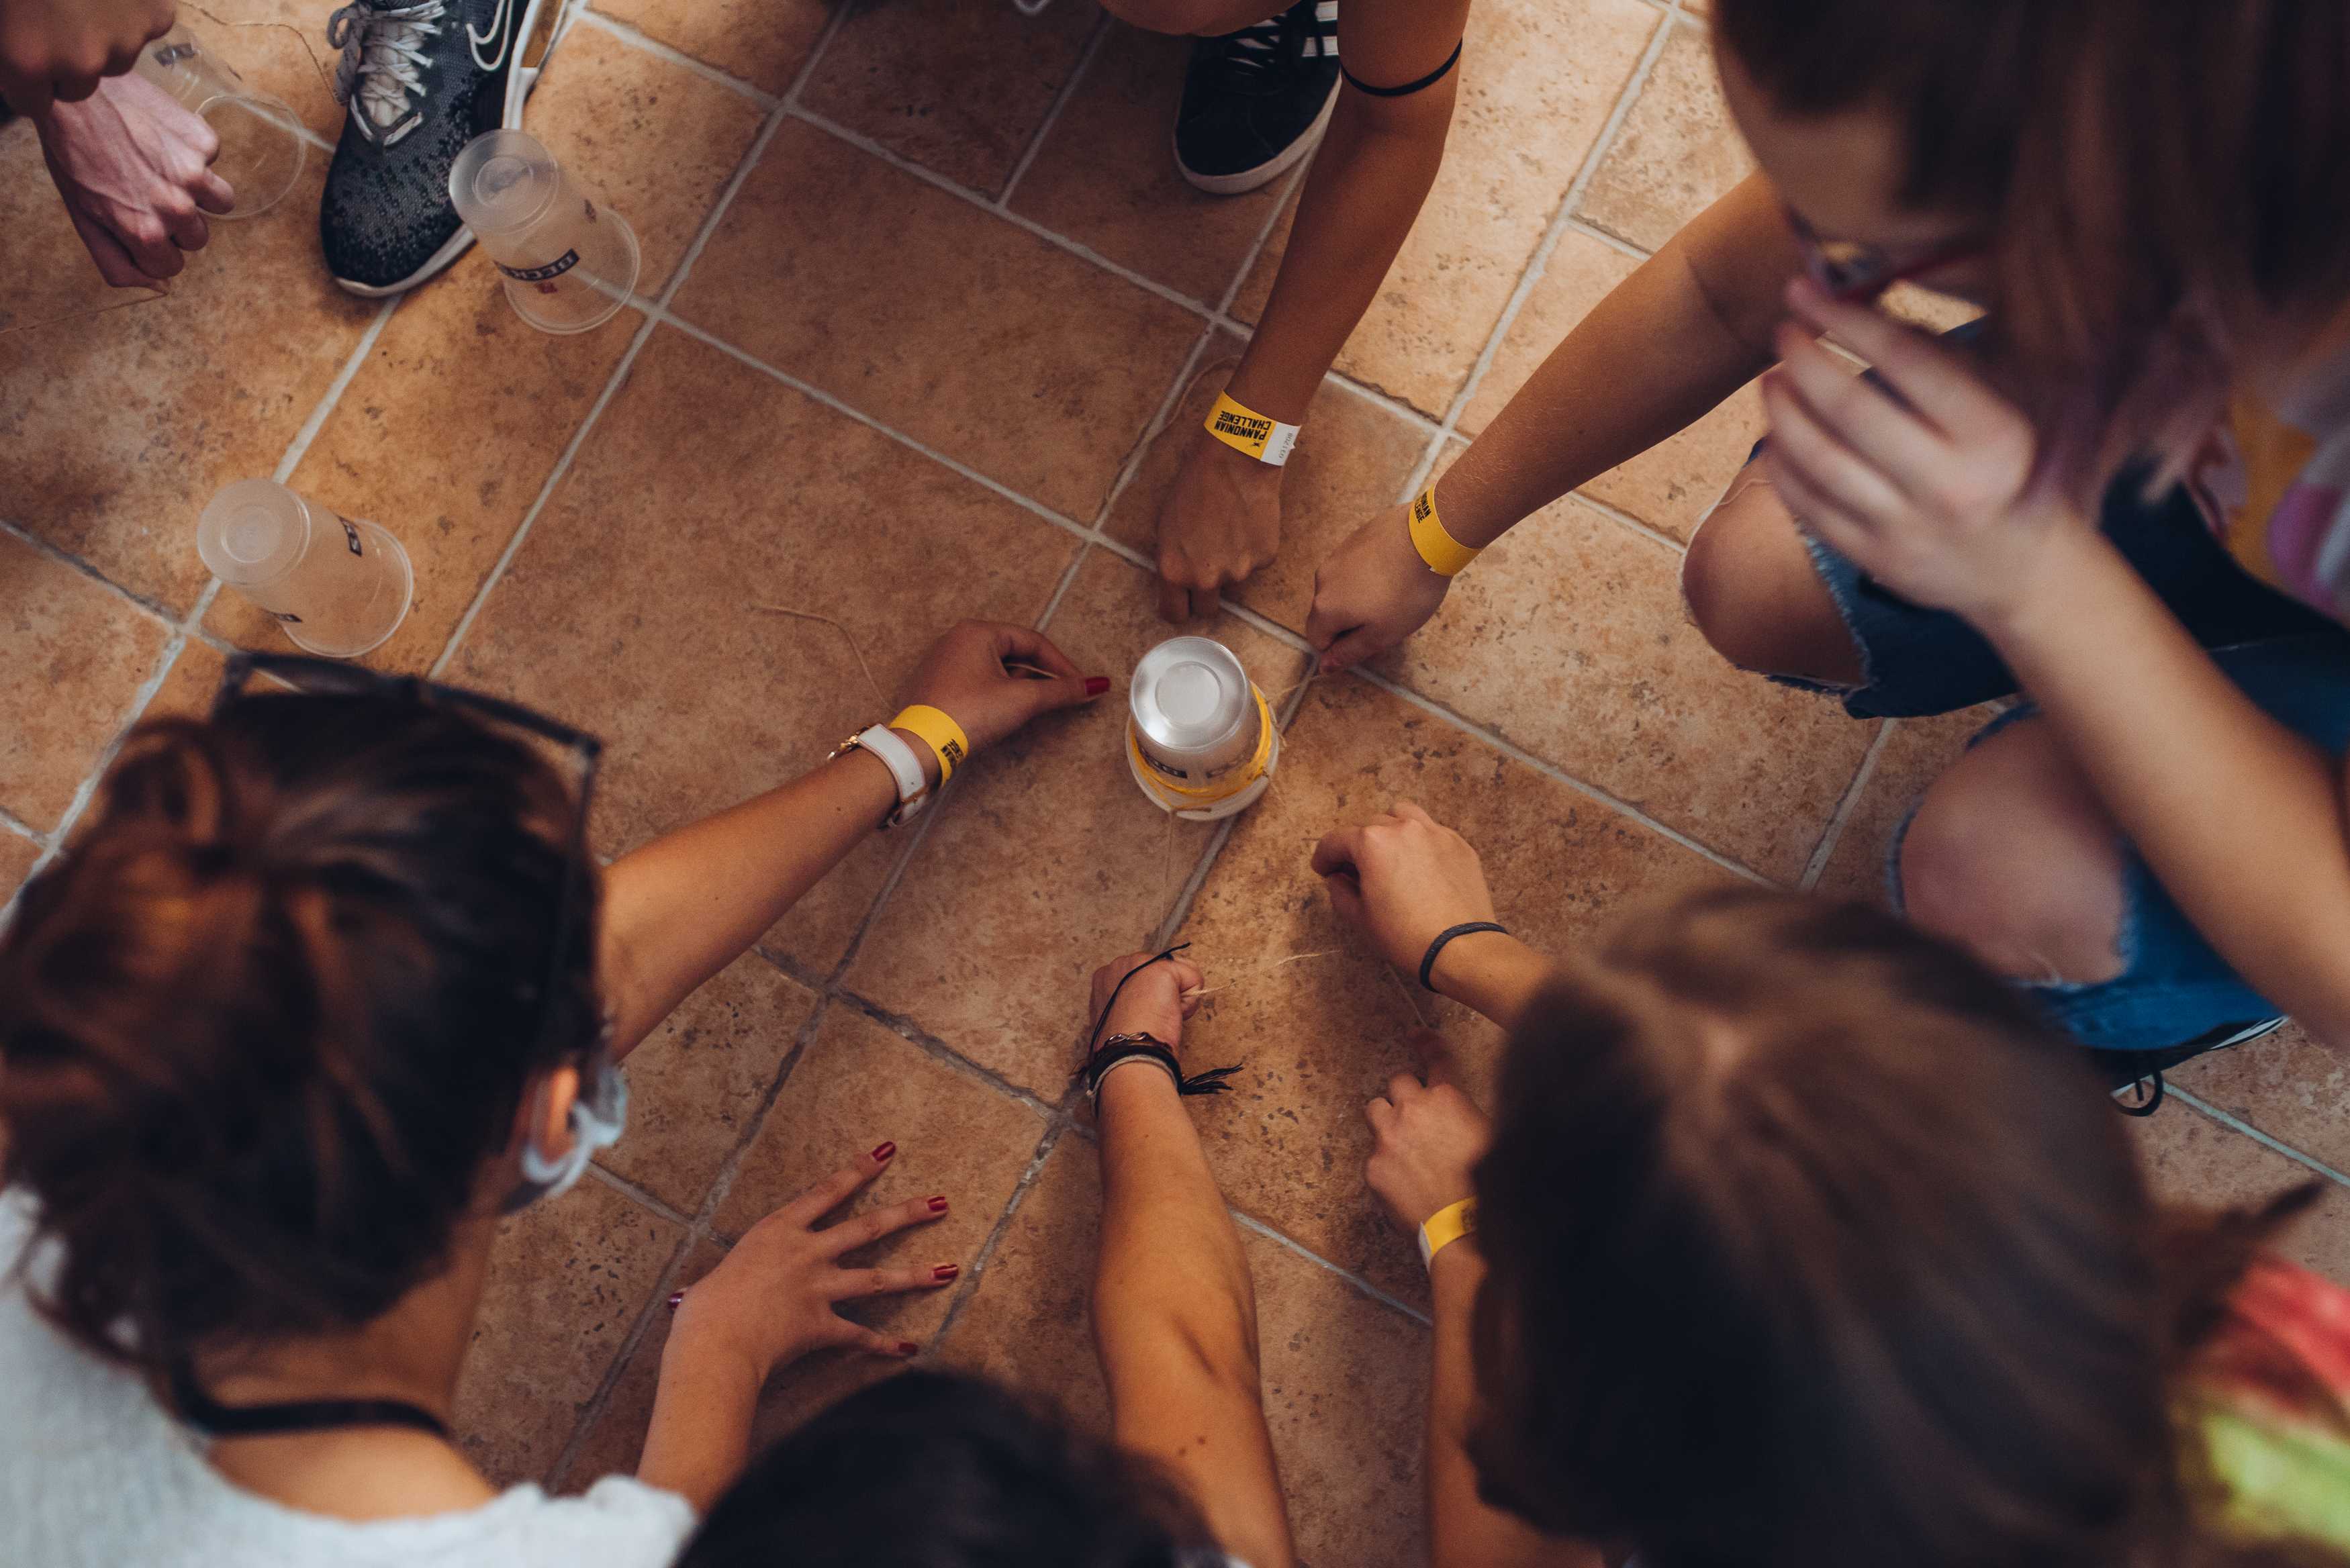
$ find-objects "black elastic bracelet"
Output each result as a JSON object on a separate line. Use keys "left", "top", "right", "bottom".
{"left": 1420, "top": 921, "right": 1508, "bottom": 992}
{"left": 1080, "top": 1032, "right": 1242, "bottom": 1100}
{"left": 1342, "top": 39, "right": 1462, "bottom": 99}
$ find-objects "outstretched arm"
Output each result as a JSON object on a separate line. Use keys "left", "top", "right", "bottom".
{"left": 1086, "top": 952, "right": 1296, "bottom": 1568}
{"left": 596, "top": 623, "right": 1105, "bottom": 1056}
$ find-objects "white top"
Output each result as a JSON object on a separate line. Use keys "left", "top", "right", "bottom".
{"left": 0, "top": 1188, "right": 698, "bottom": 1568}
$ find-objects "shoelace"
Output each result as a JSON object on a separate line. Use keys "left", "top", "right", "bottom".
{"left": 327, "top": 0, "right": 446, "bottom": 134}
{"left": 1196, "top": 0, "right": 1334, "bottom": 95}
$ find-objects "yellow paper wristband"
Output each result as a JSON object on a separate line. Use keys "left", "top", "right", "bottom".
{"left": 1204, "top": 391, "right": 1301, "bottom": 467}
{"left": 890, "top": 704, "right": 969, "bottom": 783}
{"left": 1408, "top": 487, "right": 1480, "bottom": 577}
{"left": 1417, "top": 1197, "right": 1478, "bottom": 1270}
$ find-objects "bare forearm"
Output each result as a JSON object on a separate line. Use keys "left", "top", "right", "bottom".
{"left": 1987, "top": 530, "right": 2350, "bottom": 1046}
{"left": 1231, "top": 89, "right": 1454, "bottom": 422}
{"left": 1428, "top": 932, "right": 1555, "bottom": 1033}
{"left": 598, "top": 743, "right": 914, "bottom": 1055}
{"left": 1438, "top": 173, "right": 1797, "bottom": 546}
{"left": 637, "top": 1336, "right": 761, "bottom": 1511}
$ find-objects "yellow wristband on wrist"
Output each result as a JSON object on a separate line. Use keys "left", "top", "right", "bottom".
{"left": 889, "top": 704, "right": 969, "bottom": 783}
{"left": 1407, "top": 487, "right": 1481, "bottom": 577}
{"left": 1204, "top": 391, "right": 1301, "bottom": 467}
{"left": 1417, "top": 1197, "right": 1478, "bottom": 1271}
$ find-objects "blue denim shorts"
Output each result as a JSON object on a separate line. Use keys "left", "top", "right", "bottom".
{"left": 1779, "top": 462, "right": 2350, "bottom": 1050}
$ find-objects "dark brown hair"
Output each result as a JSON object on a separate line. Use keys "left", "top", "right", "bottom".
{"left": 0, "top": 693, "right": 600, "bottom": 1393}
{"left": 1467, "top": 887, "right": 2327, "bottom": 1568}
{"left": 1715, "top": 0, "right": 2350, "bottom": 480}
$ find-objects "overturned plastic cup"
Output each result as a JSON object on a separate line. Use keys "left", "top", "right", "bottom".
{"left": 449, "top": 130, "right": 639, "bottom": 334}
{"left": 198, "top": 479, "right": 412, "bottom": 658}
{"left": 133, "top": 25, "right": 306, "bottom": 219}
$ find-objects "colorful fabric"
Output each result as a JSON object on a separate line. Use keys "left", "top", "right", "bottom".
{"left": 2206, "top": 340, "right": 2350, "bottom": 620}
{"left": 2186, "top": 1253, "right": 2350, "bottom": 1553}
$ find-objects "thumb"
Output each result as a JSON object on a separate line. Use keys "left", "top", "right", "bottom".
{"left": 1319, "top": 622, "right": 1386, "bottom": 674}
{"left": 1028, "top": 673, "right": 1098, "bottom": 716}
{"left": 1303, "top": 579, "right": 1346, "bottom": 653}
{"left": 1323, "top": 871, "right": 1368, "bottom": 928}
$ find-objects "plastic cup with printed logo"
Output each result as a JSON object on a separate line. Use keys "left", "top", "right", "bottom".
{"left": 1126, "top": 636, "right": 1280, "bottom": 822}
{"left": 197, "top": 479, "right": 413, "bottom": 658}
{"left": 449, "top": 130, "right": 640, "bottom": 335}
{"left": 132, "top": 26, "right": 306, "bottom": 219}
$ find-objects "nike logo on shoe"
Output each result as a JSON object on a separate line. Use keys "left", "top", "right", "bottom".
{"left": 468, "top": 0, "right": 516, "bottom": 70}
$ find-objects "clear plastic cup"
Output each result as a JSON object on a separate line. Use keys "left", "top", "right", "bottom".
{"left": 132, "top": 26, "right": 307, "bottom": 219}
{"left": 449, "top": 130, "right": 640, "bottom": 334}
{"left": 198, "top": 479, "right": 413, "bottom": 658}
{"left": 1126, "top": 636, "right": 1279, "bottom": 820}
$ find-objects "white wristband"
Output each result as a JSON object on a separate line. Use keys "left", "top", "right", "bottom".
{"left": 855, "top": 724, "right": 930, "bottom": 822}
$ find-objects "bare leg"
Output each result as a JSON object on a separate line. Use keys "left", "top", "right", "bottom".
{"left": 1898, "top": 716, "right": 2129, "bottom": 985}
{"left": 1681, "top": 464, "right": 1865, "bottom": 685}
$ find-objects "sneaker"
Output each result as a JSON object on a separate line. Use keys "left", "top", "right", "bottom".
{"left": 320, "top": 0, "right": 566, "bottom": 296}
{"left": 2092, "top": 1016, "right": 2286, "bottom": 1118}
{"left": 1174, "top": 0, "right": 1340, "bottom": 197}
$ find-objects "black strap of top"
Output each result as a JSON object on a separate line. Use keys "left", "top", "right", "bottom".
{"left": 1342, "top": 39, "right": 1462, "bottom": 99}
{"left": 171, "top": 1364, "right": 450, "bottom": 1441}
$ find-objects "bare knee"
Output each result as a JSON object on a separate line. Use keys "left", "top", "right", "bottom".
{"left": 1680, "top": 472, "right": 1861, "bottom": 683}
{"left": 1897, "top": 718, "right": 2128, "bottom": 985}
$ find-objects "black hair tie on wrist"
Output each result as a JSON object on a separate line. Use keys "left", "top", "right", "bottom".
{"left": 1341, "top": 38, "right": 1462, "bottom": 99}
{"left": 1420, "top": 922, "right": 1508, "bottom": 992}
{"left": 1075, "top": 944, "right": 1242, "bottom": 1097}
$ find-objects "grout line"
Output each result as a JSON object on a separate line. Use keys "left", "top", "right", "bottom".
{"left": 2167, "top": 1087, "right": 2350, "bottom": 1192}
{"left": 823, "top": 991, "right": 1067, "bottom": 1129}
{"left": 1797, "top": 719, "right": 1895, "bottom": 891}
{"left": 1086, "top": 325, "right": 1217, "bottom": 530}
{"left": 1350, "top": 665, "right": 1777, "bottom": 885}
{"left": 1563, "top": 213, "right": 1652, "bottom": 262}
{"left": 1230, "top": 1213, "right": 1431, "bottom": 1327}
{"left": 586, "top": 1161, "right": 696, "bottom": 1228}
{"left": 0, "top": 518, "right": 180, "bottom": 627}
{"left": 925, "top": 1121, "right": 1071, "bottom": 1351}
{"left": 1570, "top": 489, "right": 1689, "bottom": 554}
{"left": 1215, "top": 159, "right": 1308, "bottom": 318}
{"left": 1400, "top": 5, "right": 1679, "bottom": 503}
{"left": 274, "top": 298, "right": 402, "bottom": 486}
{"left": 572, "top": 9, "right": 780, "bottom": 108}
{"left": 778, "top": 0, "right": 855, "bottom": 107}
{"left": 996, "top": 12, "right": 1109, "bottom": 210}
{"left": 0, "top": 804, "right": 41, "bottom": 844}
{"left": 1036, "top": 538, "right": 1096, "bottom": 627}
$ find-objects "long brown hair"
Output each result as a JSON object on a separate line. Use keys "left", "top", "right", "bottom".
{"left": 0, "top": 693, "right": 600, "bottom": 1395}
{"left": 1715, "top": 0, "right": 2350, "bottom": 483}
{"left": 1467, "top": 887, "right": 2329, "bottom": 1568}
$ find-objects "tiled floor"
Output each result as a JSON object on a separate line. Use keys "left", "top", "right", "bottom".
{"left": 4, "top": 1, "right": 2347, "bottom": 1559}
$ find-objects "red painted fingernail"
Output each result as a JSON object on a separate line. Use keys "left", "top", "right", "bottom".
{"left": 933, "top": 1263, "right": 959, "bottom": 1282}
{"left": 666, "top": 1291, "right": 685, "bottom": 1310}
{"left": 898, "top": 1340, "right": 920, "bottom": 1357}
{"left": 872, "top": 1141, "right": 896, "bottom": 1163}
{"left": 1085, "top": 676, "right": 1111, "bottom": 697}
{"left": 927, "top": 1194, "right": 949, "bottom": 1214}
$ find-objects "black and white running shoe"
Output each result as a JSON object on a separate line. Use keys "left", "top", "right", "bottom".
{"left": 1174, "top": 0, "right": 1339, "bottom": 196}
{"left": 320, "top": 0, "right": 565, "bottom": 296}
{"left": 2092, "top": 1016, "right": 2286, "bottom": 1117}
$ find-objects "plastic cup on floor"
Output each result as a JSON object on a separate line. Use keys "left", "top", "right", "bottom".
{"left": 133, "top": 25, "right": 307, "bottom": 219}
{"left": 449, "top": 130, "right": 640, "bottom": 335}
{"left": 198, "top": 479, "right": 413, "bottom": 658}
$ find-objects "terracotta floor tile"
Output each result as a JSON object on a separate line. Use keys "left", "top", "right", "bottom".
{"left": 1248, "top": 1232, "right": 1428, "bottom": 1568}
{"left": 1103, "top": 358, "right": 1427, "bottom": 635}
{"left": 1576, "top": 22, "right": 1753, "bottom": 254}
{"left": 0, "top": 830, "right": 40, "bottom": 905}
{"left": 1812, "top": 707, "right": 1998, "bottom": 905}
{"left": 802, "top": 0, "right": 1100, "bottom": 197}
{"left": 591, "top": 0, "right": 832, "bottom": 97}
{"left": 2169, "top": 1024, "right": 2350, "bottom": 1179}
{"left": 557, "top": 1235, "right": 728, "bottom": 1489}
{"left": 598, "top": 952, "right": 820, "bottom": 1214}
{"left": 673, "top": 119, "right": 1201, "bottom": 521}
{"left": 205, "top": 251, "right": 640, "bottom": 672}
{"left": 0, "top": 534, "right": 170, "bottom": 832}
{"left": 1008, "top": 23, "right": 1286, "bottom": 304}
{"left": 934, "top": 1137, "right": 1111, "bottom": 1432}
{"left": 1374, "top": 485, "right": 1875, "bottom": 881}
{"left": 2132, "top": 1110, "right": 2350, "bottom": 1286}
{"left": 846, "top": 549, "right": 1307, "bottom": 1097}
{"left": 136, "top": 638, "right": 230, "bottom": 724}
{"left": 527, "top": 20, "right": 771, "bottom": 295}
{"left": 1232, "top": 0, "right": 1660, "bottom": 416}
{"left": 455, "top": 1175, "right": 684, "bottom": 1484}
{"left": 1174, "top": 677, "right": 1734, "bottom": 1300}
{"left": 0, "top": 128, "right": 377, "bottom": 614}
{"left": 1456, "top": 231, "right": 1766, "bottom": 540}
{"left": 185, "top": 0, "right": 343, "bottom": 142}
{"left": 446, "top": 326, "right": 1081, "bottom": 976}
{"left": 712, "top": 1003, "right": 1047, "bottom": 1347}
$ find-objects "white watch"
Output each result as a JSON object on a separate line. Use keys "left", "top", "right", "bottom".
{"left": 834, "top": 723, "right": 931, "bottom": 826}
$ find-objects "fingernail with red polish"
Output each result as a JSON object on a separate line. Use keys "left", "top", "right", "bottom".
{"left": 872, "top": 1141, "right": 896, "bottom": 1163}
{"left": 933, "top": 1263, "right": 959, "bottom": 1282}
{"left": 666, "top": 1291, "right": 685, "bottom": 1310}
{"left": 927, "top": 1195, "right": 949, "bottom": 1214}
{"left": 1085, "top": 676, "right": 1111, "bottom": 697}
{"left": 898, "top": 1340, "right": 920, "bottom": 1357}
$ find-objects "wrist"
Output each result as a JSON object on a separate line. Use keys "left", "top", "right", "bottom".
{"left": 1423, "top": 923, "right": 1511, "bottom": 995}
{"left": 890, "top": 725, "right": 945, "bottom": 789}
{"left": 1973, "top": 511, "right": 2118, "bottom": 648}
{"left": 663, "top": 1308, "right": 771, "bottom": 1386}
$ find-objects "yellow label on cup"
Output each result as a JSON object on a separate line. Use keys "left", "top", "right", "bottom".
{"left": 1204, "top": 391, "right": 1300, "bottom": 467}
{"left": 890, "top": 704, "right": 969, "bottom": 783}
{"left": 1407, "top": 487, "right": 1480, "bottom": 577}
